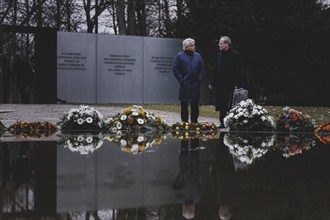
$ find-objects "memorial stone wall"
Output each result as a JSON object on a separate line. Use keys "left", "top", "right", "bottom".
{"left": 57, "top": 32, "right": 210, "bottom": 104}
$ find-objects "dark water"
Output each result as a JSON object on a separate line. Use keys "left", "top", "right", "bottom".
{"left": 0, "top": 131, "right": 329, "bottom": 220}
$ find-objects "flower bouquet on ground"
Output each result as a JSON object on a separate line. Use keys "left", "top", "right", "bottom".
{"left": 224, "top": 99, "right": 276, "bottom": 131}
{"left": 275, "top": 134, "right": 316, "bottom": 158}
{"left": 314, "top": 122, "right": 330, "bottom": 144}
{"left": 0, "top": 120, "right": 6, "bottom": 135}
{"left": 275, "top": 107, "right": 315, "bottom": 132}
{"left": 171, "top": 122, "right": 218, "bottom": 139}
{"left": 8, "top": 121, "right": 57, "bottom": 138}
{"left": 104, "top": 132, "right": 165, "bottom": 155}
{"left": 58, "top": 105, "right": 108, "bottom": 131}
{"left": 58, "top": 132, "right": 105, "bottom": 155}
{"left": 224, "top": 132, "right": 275, "bottom": 169}
{"left": 105, "top": 105, "right": 170, "bottom": 133}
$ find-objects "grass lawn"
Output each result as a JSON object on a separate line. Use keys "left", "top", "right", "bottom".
{"left": 107, "top": 103, "right": 330, "bottom": 125}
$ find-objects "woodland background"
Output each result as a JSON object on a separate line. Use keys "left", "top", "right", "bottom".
{"left": 1, "top": 0, "right": 329, "bottom": 106}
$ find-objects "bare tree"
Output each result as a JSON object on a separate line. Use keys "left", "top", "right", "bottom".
{"left": 116, "top": 0, "right": 126, "bottom": 34}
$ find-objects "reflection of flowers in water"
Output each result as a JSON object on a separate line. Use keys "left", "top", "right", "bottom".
{"left": 105, "top": 105, "right": 170, "bottom": 132}
{"left": 224, "top": 99, "right": 275, "bottom": 131}
{"left": 276, "top": 107, "right": 315, "bottom": 132}
{"left": 58, "top": 105, "right": 108, "bottom": 131}
{"left": 315, "top": 134, "right": 330, "bottom": 145}
{"left": 59, "top": 133, "right": 104, "bottom": 155}
{"left": 104, "top": 132, "right": 165, "bottom": 155}
{"left": 8, "top": 121, "right": 57, "bottom": 138}
{"left": 171, "top": 122, "right": 218, "bottom": 139}
{"left": 224, "top": 133, "right": 275, "bottom": 166}
{"left": 315, "top": 122, "right": 330, "bottom": 144}
{"left": 275, "top": 134, "right": 316, "bottom": 158}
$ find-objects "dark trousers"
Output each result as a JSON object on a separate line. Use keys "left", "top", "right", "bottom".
{"left": 219, "top": 106, "right": 229, "bottom": 126}
{"left": 180, "top": 100, "right": 199, "bottom": 123}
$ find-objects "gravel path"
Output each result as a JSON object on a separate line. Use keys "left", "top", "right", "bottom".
{"left": 0, "top": 104, "right": 219, "bottom": 127}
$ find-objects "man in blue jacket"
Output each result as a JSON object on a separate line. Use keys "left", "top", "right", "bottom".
{"left": 172, "top": 38, "right": 206, "bottom": 123}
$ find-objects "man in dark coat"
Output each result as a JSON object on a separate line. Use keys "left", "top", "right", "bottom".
{"left": 172, "top": 38, "right": 206, "bottom": 123}
{"left": 173, "top": 138, "right": 203, "bottom": 219}
{"left": 209, "top": 36, "right": 244, "bottom": 128}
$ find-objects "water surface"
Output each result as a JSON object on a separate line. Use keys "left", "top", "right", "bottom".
{"left": 1, "top": 131, "right": 329, "bottom": 220}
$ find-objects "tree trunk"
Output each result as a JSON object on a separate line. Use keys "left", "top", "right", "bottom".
{"left": 135, "top": 0, "right": 147, "bottom": 35}
{"left": 116, "top": 0, "right": 126, "bottom": 35}
{"left": 127, "top": 0, "right": 135, "bottom": 35}
{"left": 56, "top": 0, "right": 62, "bottom": 31}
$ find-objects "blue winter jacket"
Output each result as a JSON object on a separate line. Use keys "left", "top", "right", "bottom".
{"left": 172, "top": 51, "right": 206, "bottom": 102}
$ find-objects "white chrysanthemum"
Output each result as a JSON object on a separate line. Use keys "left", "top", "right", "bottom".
{"left": 120, "top": 139, "right": 127, "bottom": 146}
{"left": 86, "top": 137, "right": 93, "bottom": 143}
{"left": 77, "top": 135, "right": 84, "bottom": 142}
{"left": 86, "top": 117, "right": 93, "bottom": 124}
{"left": 146, "top": 113, "right": 156, "bottom": 120}
{"left": 132, "top": 111, "right": 139, "bottom": 116}
{"left": 131, "top": 144, "right": 139, "bottom": 154}
{"left": 77, "top": 118, "right": 84, "bottom": 125}
{"left": 137, "top": 118, "right": 144, "bottom": 124}
{"left": 137, "top": 136, "right": 144, "bottom": 142}
{"left": 116, "top": 122, "right": 122, "bottom": 130}
{"left": 120, "top": 115, "right": 127, "bottom": 121}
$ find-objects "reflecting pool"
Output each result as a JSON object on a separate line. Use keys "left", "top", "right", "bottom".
{"left": 0, "top": 131, "right": 329, "bottom": 220}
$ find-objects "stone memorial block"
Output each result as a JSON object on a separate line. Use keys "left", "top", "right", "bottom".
{"left": 97, "top": 141, "right": 143, "bottom": 209}
{"left": 56, "top": 144, "right": 97, "bottom": 212}
{"left": 57, "top": 32, "right": 96, "bottom": 103}
{"left": 97, "top": 35, "right": 143, "bottom": 103}
{"left": 143, "top": 37, "right": 181, "bottom": 103}
{"left": 142, "top": 139, "right": 180, "bottom": 206}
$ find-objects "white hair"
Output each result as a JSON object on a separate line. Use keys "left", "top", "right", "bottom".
{"left": 220, "top": 36, "right": 231, "bottom": 46}
{"left": 182, "top": 38, "right": 195, "bottom": 50}
{"left": 182, "top": 204, "right": 195, "bottom": 219}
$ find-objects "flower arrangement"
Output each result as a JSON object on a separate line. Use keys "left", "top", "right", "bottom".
{"left": 171, "top": 122, "right": 218, "bottom": 139}
{"left": 275, "top": 107, "right": 315, "bottom": 132}
{"left": 224, "top": 133, "right": 275, "bottom": 167}
{"left": 0, "top": 120, "right": 6, "bottom": 135}
{"left": 275, "top": 134, "right": 316, "bottom": 158}
{"left": 58, "top": 105, "right": 108, "bottom": 131}
{"left": 104, "top": 132, "right": 165, "bottom": 155}
{"left": 314, "top": 122, "right": 330, "bottom": 144}
{"left": 59, "top": 133, "right": 104, "bottom": 155}
{"left": 224, "top": 99, "right": 275, "bottom": 131}
{"left": 8, "top": 121, "right": 57, "bottom": 138}
{"left": 105, "top": 105, "right": 170, "bottom": 132}
{"left": 315, "top": 122, "right": 330, "bottom": 133}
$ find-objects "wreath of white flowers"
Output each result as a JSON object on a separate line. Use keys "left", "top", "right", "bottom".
{"left": 61, "top": 133, "right": 104, "bottom": 155}
{"left": 58, "top": 105, "right": 108, "bottom": 130}
{"left": 224, "top": 133, "right": 275, "bottom": 166}
{"left": 224, "top": 99, "right": 275, "bottom": 131}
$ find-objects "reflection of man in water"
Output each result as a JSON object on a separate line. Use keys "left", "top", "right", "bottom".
{"left": 215, "top": 133, "right": 237, "bottom": 220}
{"left": 173, "top": 138, "right": 202, "bottom": 219}
{"left": 12, "top": 142, "right": 33, "bottom": 187}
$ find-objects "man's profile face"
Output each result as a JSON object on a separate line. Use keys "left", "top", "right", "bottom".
{"left": 185, "top": 42, "right": 196, "bottom": 52}
{"left": 218, "top": 38, "right": 229, "bottom": 51}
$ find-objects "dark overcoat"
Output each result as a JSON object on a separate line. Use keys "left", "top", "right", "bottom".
{"left": 210, "top": 48, "right": 244, "bottom": 111}
{"left": 172, "top": 51, "right": 206, "bottom": 102}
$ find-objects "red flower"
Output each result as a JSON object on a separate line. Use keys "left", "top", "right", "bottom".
{"left": 291, "top": 115, "right": 298, "bottom": 121}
